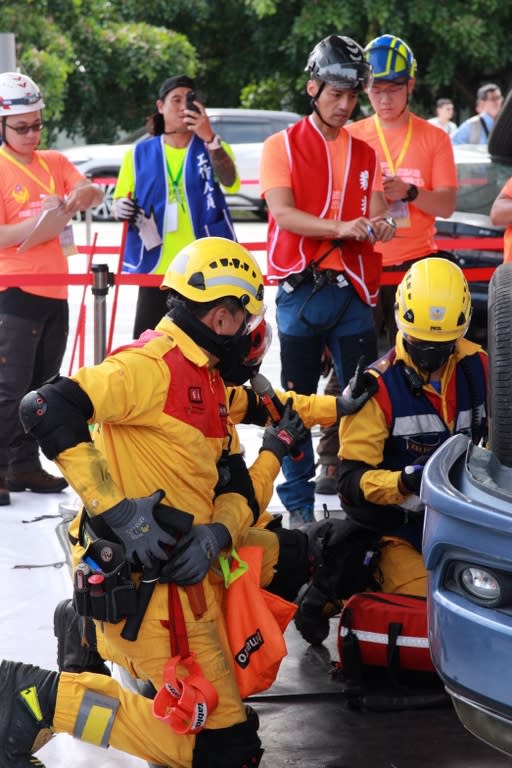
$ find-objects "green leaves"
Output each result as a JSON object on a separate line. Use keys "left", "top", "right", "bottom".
{"left": 5, "top": 0, "right": 512, "bottom": 144}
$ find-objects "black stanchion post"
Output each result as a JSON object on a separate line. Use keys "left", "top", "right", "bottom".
{"left": 91, "top": 264, "right": 114, "bottom": 364}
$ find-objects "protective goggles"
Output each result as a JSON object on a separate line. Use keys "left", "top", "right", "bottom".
{"left": 244, "top": 316, "right": 272, "bottom": 368}
{"left": 241, "top": 303, "right": 267, "bottom": 335}
{"left": 320, "top": 62, "right": 373, "bottom": 91}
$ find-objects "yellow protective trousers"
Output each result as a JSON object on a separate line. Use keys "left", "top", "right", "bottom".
{"left": 54, "top": 670, "right": 194, "bottom": 767}
{"left": 95, "top": 576, "right": 246, "bottom": 727}
{"left": 378, "top": 536, "right": 427, "bottom": 597}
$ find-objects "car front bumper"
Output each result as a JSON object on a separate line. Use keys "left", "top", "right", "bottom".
{"left": 423, "top": 434, "right": 512, "bottom": 755}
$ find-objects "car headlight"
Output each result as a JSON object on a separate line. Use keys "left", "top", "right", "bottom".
{"left": 445, "top": 561, "right": 512, "bottom": 608}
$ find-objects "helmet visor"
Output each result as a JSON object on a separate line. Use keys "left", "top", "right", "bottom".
{"left": 319, "top": 61, "right": 373, "bottom": 91}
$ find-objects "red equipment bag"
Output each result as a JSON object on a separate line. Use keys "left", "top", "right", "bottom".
{"left": 334, "top": 592, "right": 449, "bottom": 711}
{"left": 337, "top": 592, "right": 435, "bottom": 677}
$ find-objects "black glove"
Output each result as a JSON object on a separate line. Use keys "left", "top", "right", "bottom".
{"left": 101, "top": 490, "right": 176, "bottom": 568}
{"left": 399, "top": 454, "right": 431, "bottom": 495}
{"left": 113, "top": 197, "right": 142, "bottom": 223}
{"left": 260, "top": 398, "right": 308, "bottom": 461}
{"left": 336, "top": 357, "right": 378, "bottom": 417}
{"left": 163, "top": 523, "right": 231, "bottom": 585}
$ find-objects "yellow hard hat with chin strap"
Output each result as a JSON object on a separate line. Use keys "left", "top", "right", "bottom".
{"left": 395, "top": 257, "right": 472, "bottom": 343}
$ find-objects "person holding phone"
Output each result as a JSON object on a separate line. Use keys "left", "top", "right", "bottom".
{"left": 113, "top": 75, "right": 240, "bottom": 338}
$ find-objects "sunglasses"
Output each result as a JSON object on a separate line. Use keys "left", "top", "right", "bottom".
{"left": 5, "top": 121, "right": 44, "bottom": 135}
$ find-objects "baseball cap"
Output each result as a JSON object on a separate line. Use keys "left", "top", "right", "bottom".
{"left": 159, "top": 75, "right": 195, "bottom": 100}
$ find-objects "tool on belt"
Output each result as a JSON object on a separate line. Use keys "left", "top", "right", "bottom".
{"left": 73, "top": 504, "right": 207, "bottom": 640}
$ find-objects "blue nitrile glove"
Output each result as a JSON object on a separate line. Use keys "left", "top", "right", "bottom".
{"left": 163, "top": 523, "right": 231, "bottom": 585}
{"left": 260, "top": 398, "right": 308, "bottom": 461}
{"left": 399, "top": 455, "right": 431, "bottom": 495}
{"left": 101, "top": 489, "right": 176, "bottom": 568}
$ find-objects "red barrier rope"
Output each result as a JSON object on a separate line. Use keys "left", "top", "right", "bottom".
{"left": 0, "top": 236, "right": 503, "bottom": 288}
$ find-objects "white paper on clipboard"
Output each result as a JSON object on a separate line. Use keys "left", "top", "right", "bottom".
{"left": 17, "top": 205, "right": 73, "bottom": 253}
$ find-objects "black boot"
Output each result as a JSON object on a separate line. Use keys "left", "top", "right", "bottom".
{"left": 294, "top": 518, "right": 381, "bottom": 645}
{"left": 0, "top": 660, "right": 59, "bottom": 768}
{"left": 193, "top": 707, "right": 263, "bottom": 768}
{"left": 294, "top": 582, "right": 342, "bottom": 645}
{"left": 54, "top": 599, "right": 111, "bottom": 676}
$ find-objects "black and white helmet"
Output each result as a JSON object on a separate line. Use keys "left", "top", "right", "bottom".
{"left": 306, "top": 35, "right": 373, "bottom": 92}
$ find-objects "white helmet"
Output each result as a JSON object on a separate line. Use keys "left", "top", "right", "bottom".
{"left": 0, "top": 72, "right": 45, "bottom": 116}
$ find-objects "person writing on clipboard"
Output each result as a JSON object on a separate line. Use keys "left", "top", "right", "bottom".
{"left": 0, "top": 71, "right": 104, "bottom": 506}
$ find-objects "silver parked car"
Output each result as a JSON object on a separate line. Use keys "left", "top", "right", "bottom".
{"left": 61, "top": 108, "right": 302, "bottom": 221}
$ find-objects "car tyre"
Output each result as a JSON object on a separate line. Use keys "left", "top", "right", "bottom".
{"left": 487, "top": 262, "right": 512, "bottom": 466}
{"left": 489, "top": 90, "right": 512, "bottom": 163}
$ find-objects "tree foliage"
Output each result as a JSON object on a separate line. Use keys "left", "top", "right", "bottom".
{"left": 2, "top": 0, "right": 512, "bottom": 145}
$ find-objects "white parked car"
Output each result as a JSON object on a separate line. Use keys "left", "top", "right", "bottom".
{"left": 62, "top": 108, "right": 302, "bottom": 221}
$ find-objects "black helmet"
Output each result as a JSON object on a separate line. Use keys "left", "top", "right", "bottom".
{"left": 306, "top": 35, "right": 372, "bottom": 91}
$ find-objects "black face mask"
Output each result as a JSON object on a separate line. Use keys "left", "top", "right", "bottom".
{"left": 217, "top": 330, "right": 254, "bottom": 385}
{"left": 404, "top": 337, "right": 455, "bottom": 374}
{"left": 168, "top": 300, "right": 255, "bottom": 385}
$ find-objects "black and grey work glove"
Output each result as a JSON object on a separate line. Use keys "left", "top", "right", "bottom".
{"left": 101, "top": 489, "right": 176, "bottom": 568}
{"left": 260, "top": 398, "right": 308, "bottom": 461}
{"left": 336, "top": 357, "right": 379, "bottom": 417}
{"left": 399, "top": 454, "right": 431, "bottom": 495}
{"left": 163, "top": 523, "right": 231, "bottom": 585}
{"left": 113, "top": 197, "right": 142, "bottom": 223}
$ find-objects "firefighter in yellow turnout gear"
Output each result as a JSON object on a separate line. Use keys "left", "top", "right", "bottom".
{"left": 8, "top": 238, "right": 275, "bottom": 768}
{"left": 2, "top": 236, "right": 377, "bottom": 768}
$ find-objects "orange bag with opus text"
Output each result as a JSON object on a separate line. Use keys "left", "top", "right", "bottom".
{"left": 222, "top": 546, "right": 297, "bottom": 699}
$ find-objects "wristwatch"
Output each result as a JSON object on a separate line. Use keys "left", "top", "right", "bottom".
{"left": 401, "top": 184, "right": 419, "bottom": 203}
{"left": 205, "top": 134, "right": 222, "bottom": 151}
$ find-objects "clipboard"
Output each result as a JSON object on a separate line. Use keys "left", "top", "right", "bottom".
{"left": 17, "top": 205, "right": 73, "bottom": 253}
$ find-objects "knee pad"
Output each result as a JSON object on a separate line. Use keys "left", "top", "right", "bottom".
{"left": 19, "top": 375, "right": 94, "bottom": 459}
{"left": 192, "top": 710, "right": 263, "bottom": 768}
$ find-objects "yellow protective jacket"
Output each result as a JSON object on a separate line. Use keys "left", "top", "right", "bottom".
{"left": 58, "top": 316, "right": 258, "bottom": 548}
{"left": 339, "top": 334, "right": 488, "bottom": 507}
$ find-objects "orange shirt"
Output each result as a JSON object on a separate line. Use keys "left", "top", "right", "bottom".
{"left": 260, "top": 123, "right": 382, "bottom": 269}
{"left": 347, "top": 113, "right": 457, "bottom": 267}
{"left": 0, "top": 149, "right": 84, "bottom": 299}
{"left": 498, "top": 177, "right": 512, "bottom": 263}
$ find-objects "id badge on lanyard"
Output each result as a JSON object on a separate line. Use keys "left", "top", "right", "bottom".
{"left": 166, "top": 201, "right": 178, "bottom": 232}
{"left": 375, "top": 115, "right": 413, "bottom": 228}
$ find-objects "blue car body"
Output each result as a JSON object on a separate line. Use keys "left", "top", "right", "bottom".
{"left": 423, "top": 432, "right": 512, "bottom": 756}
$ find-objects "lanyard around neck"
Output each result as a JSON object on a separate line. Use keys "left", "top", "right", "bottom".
{"left": 0, "top": 148, "right": 56, "bottom": 194}
{"left": 164, "top": 148, "right": 186, "bottom": 205}
{"left": 374, "top": 114, "right": 413, "bottom": 176}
